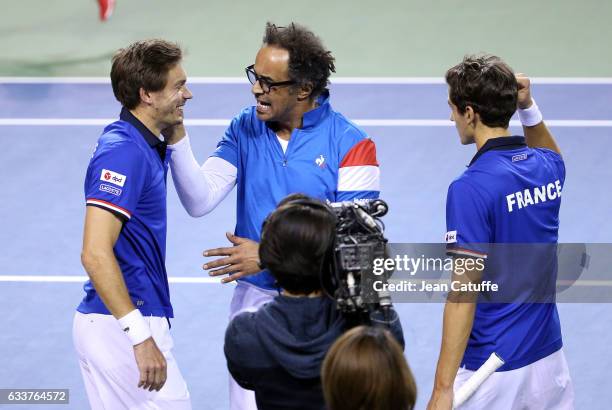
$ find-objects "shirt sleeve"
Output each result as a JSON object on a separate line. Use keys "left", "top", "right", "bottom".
{"left": 336, "top": 138, "right": 380, "bottom": 201}
{"left": 370, "top": 308, "right": 405, "bottom": 350}
{"left": 445, "top": 179, "right": 491, "bottom": 258}
{"left": 84, "top": 140, "right": 147, "bottom": 221}
{"left": 536, "top": 148, "right": 566, "bottom": 186}
{"left": 224, "top": 315, "right": 257, "bottom": 391}
{"left": 168, "top": 136, "right": 237, "bottom": 217}
{"left": 209, "top": 112, "right": 242, "bottom": 167}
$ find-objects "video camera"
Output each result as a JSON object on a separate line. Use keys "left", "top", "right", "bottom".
{"left": 322, "top": 199, "right": 395, "bottom": 327}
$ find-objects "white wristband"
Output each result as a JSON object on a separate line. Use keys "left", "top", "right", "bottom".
{"left": 118, "top": 309, "right": 152, "bottom": 346}
{"left": 517, "top": 99, "right": 543, "bottom": 127}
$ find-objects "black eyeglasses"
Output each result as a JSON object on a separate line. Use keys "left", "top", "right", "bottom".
{"left": 245, "top": 64, "right": 295, "bottom": 93}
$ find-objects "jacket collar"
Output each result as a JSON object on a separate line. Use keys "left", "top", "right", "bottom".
{"left": 301, "top": 90, "right": 332, "bottom": 129}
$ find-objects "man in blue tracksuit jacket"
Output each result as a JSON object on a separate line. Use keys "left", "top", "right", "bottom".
{"left": 165, "top": 23, "right": 382, "bottom": 409}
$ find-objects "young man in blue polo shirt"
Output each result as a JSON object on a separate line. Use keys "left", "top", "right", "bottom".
{"left": 165, "top": 23, "right": 380, "bottom": 409}
{"left": 73, "top": 39, "right": 193, "bottom": 409}
{"left": 427, "top": 55, "right": 574, "bottom": 409}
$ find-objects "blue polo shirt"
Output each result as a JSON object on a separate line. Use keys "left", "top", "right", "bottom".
{"left": 77, "top": 108, "right": 173, "bottom": 318}
{"left": 212, "top": 91, "right": 380, "bottom": 290}
{"left": 446, "top": 136, "right": 565, "bottom": 371}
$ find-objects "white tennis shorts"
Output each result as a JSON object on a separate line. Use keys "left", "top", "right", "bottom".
{"left": 454, "top": 348, "right": 574, "bottom": 409}
{"left": 73, "top": 312, "right": 191, "bottom": 410}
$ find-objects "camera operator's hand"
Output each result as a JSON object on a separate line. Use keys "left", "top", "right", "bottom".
{"left": 204, "top": 232, "right": 262, "bottom": 283}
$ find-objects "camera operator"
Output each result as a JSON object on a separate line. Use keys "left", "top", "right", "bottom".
{"left": 224, "top": 195, "right": 404, "bottom": 410}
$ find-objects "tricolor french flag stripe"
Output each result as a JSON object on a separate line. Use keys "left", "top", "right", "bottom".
{"left": 338, "top": 166, "right": 380, "bottom": 192}
{"left": 86, "top": 198, "right": 131, "bottom": 219}
{"left": 340, "top": 139, "right": 379, "bottom": 167}
{"left": 447, "top": 247, "right": 488, "bottom": 259}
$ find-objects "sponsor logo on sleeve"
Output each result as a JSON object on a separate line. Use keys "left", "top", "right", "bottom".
{"left": 100, "top": 169, "right": 127, "bottom": 187}
{"left": 445, "top": 230, "right": 457, "bottom": 243}
{"left": 99, "top": 184, "right": 122, "bottom": 196}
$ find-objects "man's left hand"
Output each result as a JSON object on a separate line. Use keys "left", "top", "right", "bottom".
{"left": 204, "top": 232, "right": 262, "bottom": 283}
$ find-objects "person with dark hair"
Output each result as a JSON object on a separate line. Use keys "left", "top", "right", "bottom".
{"left": 165, "top": 22, "right": 381, "bottom": 409}
{"left": 322, "top": 325, "right": 417, "bottom": 410}
{"left": 224, "top": 196, "right": 403, "bottom": 410}
{"left": 427, "top": 55, "right": 573, "bottom": 409}
{"left": 73, "top": 39, "right": 192, "bottom": 409}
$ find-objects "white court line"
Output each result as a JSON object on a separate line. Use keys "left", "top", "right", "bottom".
{"left": 0, "top": 118, "right": 232, "bottom": 126}
{"left": 0, "top": 118, "right": 611, "bottom": 127}
{"left": 557, "top": 280, "right": 612, "bottom": 287}
{"left": 1, "top": 77, "right": 612, "bottom": 84}
{"left": 0, "top": 275, "right": 610, "bottom": 287}
{"left": 0, "top": 275, "right": 221, "bottom": 284}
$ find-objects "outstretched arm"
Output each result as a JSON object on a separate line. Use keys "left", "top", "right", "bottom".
{"left": 166, "top": 127, "right": 237, "bottom": 217}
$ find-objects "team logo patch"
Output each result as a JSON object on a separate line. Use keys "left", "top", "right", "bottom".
{"left": 445, "top": 230, "right": 457, "bottom": 243}
{"left": 99, "top": 184, "right": 122, "bottom": 196}
{"left": 315, "top": 154, "right": 326, "bottom": 168}
{"left": 100, "top": 169, "right": 126, "bottom": 187}
{"left": 512, "top": 153, "right": 528, "bottom": 162}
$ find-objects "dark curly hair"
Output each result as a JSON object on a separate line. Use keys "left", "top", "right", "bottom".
{"left": 263, "top": 22, "right": 336, "bottom": 99}
{"left": 445, "top": 54, "right": 518, "bottom": 128}
{"left": 111, "top": 39, "right": 182, "bottom": 110}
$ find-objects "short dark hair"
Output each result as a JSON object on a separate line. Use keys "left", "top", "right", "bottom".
{"left": 445, "top": 54, "right": 518, "bottom": 128}
{"left": 259, "top": 195, "right": 336, "bottom": 294}
{"left": 111, "top": 39, "right": 183, "bottom": 109}
{"left": 276, "top": 192, "right": 310, "bottom": 207}
{"left": 322, "top": 325, "right": 417, "bottom": 410}
{"left": 263, "top": 22, "right": 336, "bottom": 99}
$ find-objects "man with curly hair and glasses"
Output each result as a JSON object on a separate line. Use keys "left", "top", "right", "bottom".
{"left": 165, "top": 22, "right": 381, "bottom": 409}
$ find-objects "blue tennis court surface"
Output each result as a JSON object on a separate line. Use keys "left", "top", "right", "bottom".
{"left": 0, "top": 79, "right": 610, "bottom": 409}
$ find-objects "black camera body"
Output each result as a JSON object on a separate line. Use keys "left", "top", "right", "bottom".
{"left": 323, "top": 199, "right": 394, "bottom": 326}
